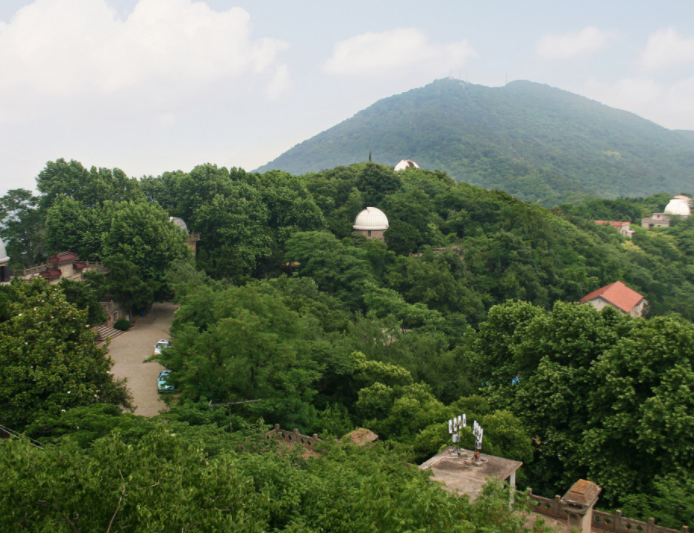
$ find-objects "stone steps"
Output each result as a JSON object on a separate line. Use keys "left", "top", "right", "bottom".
{"left": 97, "top": 325, "right": 125, "bottom": 342}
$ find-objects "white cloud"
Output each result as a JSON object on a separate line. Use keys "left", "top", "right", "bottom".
{"left": 266, "top": 64, "right": 291, "bottom": 101}
{"left": 0, "top": 0, "right": 289, "bottom": 101}
{"left": 639, "top": 28, "right": 694, "bottom": 70}
{"left": 323, "top": 28, "right": 476, "bottom": 76}
{"left": 535, "top": 26, "right": 614, "bottom": 60}
{"left": 581, "top": 75, "right": 694, "bottom": 130}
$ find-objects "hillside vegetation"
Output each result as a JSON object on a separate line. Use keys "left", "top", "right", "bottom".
{"left": 257, "top": 79, "right": 694, "bottom": 205}
{"left": 3, "top": 161, "right": 694, "bottom": 530}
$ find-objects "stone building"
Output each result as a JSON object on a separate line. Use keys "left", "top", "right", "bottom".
{"left": 580, "top": 281, "right": 647, "bottom": 317}
{"left": 642, "top": 194, "right": 691, "bottom": 229}
{"left": 641, "top": 213, "right": 671, "bottom": 229}
{"left": 353, "top": 207, "right": 389, "bottom": 241}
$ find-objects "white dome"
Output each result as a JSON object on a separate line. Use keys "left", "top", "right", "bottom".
{"left": 664, "top": 199, "right": 691, "bottom": 216}
{"left": 354, "top": 207, "right": 389, "bottom": 231}
{"left": 394, "top": 159, "right": 420, "bottom": 171}
{"left": 169, "top": 216, "right": 189, "bottom": 233}
{"left": 0, "top": 238, "right": 9, "bottom": 263}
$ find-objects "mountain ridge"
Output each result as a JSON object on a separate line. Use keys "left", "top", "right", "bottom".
{"left": 255, "top": 79, "right": 694, "bottom": 204}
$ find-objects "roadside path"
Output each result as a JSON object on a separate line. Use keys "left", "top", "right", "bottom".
{"left": 108, "top": 302, "right": 177, "bottom": 417}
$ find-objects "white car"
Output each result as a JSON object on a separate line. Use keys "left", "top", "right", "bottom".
{"left": 154, "top": 339, "right": 170, "bottom": 355}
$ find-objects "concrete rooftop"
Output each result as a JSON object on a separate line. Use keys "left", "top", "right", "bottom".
{"left": 420, "top": 446, "right": 523, "bottom": 500}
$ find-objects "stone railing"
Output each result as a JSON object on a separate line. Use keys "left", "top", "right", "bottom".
{"left": 592, "top": 510, "right": 688, "bottom": 533}
{"left": 15, "top": 260, "right": 108, "bottom": 278}
{"left": 528, "top": 491, "right": 689, "bottom": 533}
{"left": 18, "top": 263, "right": 49, "bottom": 277}
{"left": 80, "top": 261, "right": 109, "bottom": 274}
{"left": 267, "top": 425, "right": 322, "bottom": 449}
{"left": 528, "top": 490, "right": 566, "bottom": 519}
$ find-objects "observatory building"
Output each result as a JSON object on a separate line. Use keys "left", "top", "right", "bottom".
{"left": 642, "top": 194, "right": 691, "bottom": 229}
{"left": 169, "top": 216, "right": 200, "bottom": 253}
{"left": 394, "top": 159, "right": 420, "bottom": 171}
{"left": 664, "top": 197, "right": 691, "bottom": 217}
{"left": 0, "top": 237, "right": 10, "bottom": 283}
{"left": 353, "top": 207, "right": 389, "bottom": 241}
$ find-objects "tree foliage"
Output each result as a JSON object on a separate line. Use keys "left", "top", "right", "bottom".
{"left": 0, "top": 278, "right": 130, "bottom": 429}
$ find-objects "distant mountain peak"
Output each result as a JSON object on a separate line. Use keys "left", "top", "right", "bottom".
{"left": 255, "top": 80, "right": 694, "bottom": 205}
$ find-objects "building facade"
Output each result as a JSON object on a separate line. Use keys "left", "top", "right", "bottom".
{"left": 580, "top": 281, "right": 647, "bottom": 317}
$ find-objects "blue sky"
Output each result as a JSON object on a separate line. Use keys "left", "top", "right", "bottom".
{"left": 1, "top": 0, "right": 693, "bottom": 193}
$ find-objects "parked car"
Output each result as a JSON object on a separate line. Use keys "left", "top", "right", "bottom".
{"left": 154, "top": 339, "right": 170, "bottom": 355}
{"left": 157, "top": 370, "right": 174, "bottom": 393}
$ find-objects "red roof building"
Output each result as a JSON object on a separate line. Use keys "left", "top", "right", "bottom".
{"left": 48, "top": 251, "right": 80, "bottom": 264}
{"left": 593, "top": 220, "right": 634, "bottom": 238}
{"left": 580, "top": 281, "right": 647, "bottom": 317}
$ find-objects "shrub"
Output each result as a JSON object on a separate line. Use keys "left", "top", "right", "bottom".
{"left": 113, "top": 318, "right": 131, "bottom": 331}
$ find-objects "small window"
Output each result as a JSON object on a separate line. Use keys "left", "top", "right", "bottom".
{"left": 367, "top": 230, "right": 372, "bottom": 237}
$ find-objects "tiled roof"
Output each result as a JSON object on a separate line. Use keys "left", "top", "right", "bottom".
{"left": 580, "top": 281, "right": 644, "bottom": 313}
{"left": 594, "top": 220, "right": 630, "bottom": 227}
{"left": 48, "top": 251, "right": 80, "bottom": 264}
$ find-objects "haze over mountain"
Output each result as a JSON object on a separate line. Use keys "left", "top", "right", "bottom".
{"left": 256, "top": 79, "right": 694, "bottom": 204}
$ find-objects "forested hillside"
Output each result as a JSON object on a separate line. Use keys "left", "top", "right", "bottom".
{"left": 257, "top": 79, "right": 694, "bottom": 205}
{"left": 2, "top": 160, "right": 694, "bottom": 530}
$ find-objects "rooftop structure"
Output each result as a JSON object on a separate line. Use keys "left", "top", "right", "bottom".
{"left": 0, "top": 237, "right": 9, "bottom": 264}
{"left": 0, "top": 238, "right": 10, "bottom": 283}
{"left": 664, "top": 198, "right": 691, "bottom": 217}
{"left": 593, "top": 220, "right": 634, "bottom": 238}
{"left": 343, "top": 428, "right": 378, "bottom": 446}
{"left": 353, "top": 207, "right": 389, "bottom": 241}
{"left": 169, "top": 216, "right": 189, "bottom": 233}
{"left": 419, "top": 446, "right": 522, "bottom": 501}
{"left": 394, "top": 159, "right": 420, "bottom": 171}
{"left": 580, "top": 281, "right": 647, "bottom": 317}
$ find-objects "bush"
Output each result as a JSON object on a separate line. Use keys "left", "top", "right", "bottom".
{"left": 113, "top": 318, "right": 131, "bottom": 331}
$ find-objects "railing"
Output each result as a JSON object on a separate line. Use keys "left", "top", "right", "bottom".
{"left": 18, "top": 263, "right": 48, "bottom": 277}
{"left": 81, "top": 261, "right": 109, "bottom": 274}
{"left": 15, "top": 261, "right": 108, "bottom": 279}
{"left": 592, "top": 510, "right": 688, "bottom": 533}
{"left": 528, "top": 491, "right": 689, "bottom": 533}
{"left": 267, "top": 425, "right": 322, "bottom": 449}
{"left": 528, "top": 490, "right": 566, "bottom": 519}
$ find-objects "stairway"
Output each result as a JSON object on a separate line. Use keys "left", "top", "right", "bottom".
{"left": 97, "top": 325, "right": 125, "bottom": 342}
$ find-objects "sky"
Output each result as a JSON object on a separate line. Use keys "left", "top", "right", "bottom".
{"left": 1, "top": 0, "right": 693, "bottom": 194}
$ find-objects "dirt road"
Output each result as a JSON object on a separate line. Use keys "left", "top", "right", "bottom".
{"left": 108, "top": 302, "right": 177, "bottom": 417}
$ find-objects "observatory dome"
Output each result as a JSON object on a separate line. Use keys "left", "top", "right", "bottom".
{"left": 0, "top": 237, "right": 9, "bottom": 263}
{"left": 394, "top": 159, "right": 420, "bottom": 171}
{"left": 354, "top": 207, "right": 389, "bottom": 231}
{"left": 169, "top": 216, "right": 189, "bottom": 233}
{"left": 664, "top": 198, "right": 691, "bottom": 216}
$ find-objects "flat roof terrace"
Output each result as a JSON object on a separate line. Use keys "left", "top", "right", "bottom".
{"left": 419, "top": 446, "right": 522, "bottom": 500}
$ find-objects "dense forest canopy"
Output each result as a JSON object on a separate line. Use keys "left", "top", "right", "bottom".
{"left": 2, "top": 159, "right": 694, "bottom": 530}
{"left": 257, "top": 78, "right": 694, "bottom": 205}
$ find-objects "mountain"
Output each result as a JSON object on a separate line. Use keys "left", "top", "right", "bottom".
{"left": 256, "top": 79, "right": 694, "bottom": 204}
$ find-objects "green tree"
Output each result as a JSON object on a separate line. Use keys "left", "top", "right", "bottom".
{"left": 157, "top": 282, "right": 321, "bottom": 429}
{"left": 59, "top": 272, "right": 108, "bottom": 326}
{"left": 36, "top": 158, "right": 143, "bottom": 210}
{"left": 0, "top": 188, "right": 45, "bottom": 267}
{"left": 285, "top": 231, "right": 375, "bottom": 309}
{"left": 0, "top": 278, "right": 130, "bottom": 430}
{"left": 45, "top": 197, "right": 106, "bottom": 258}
